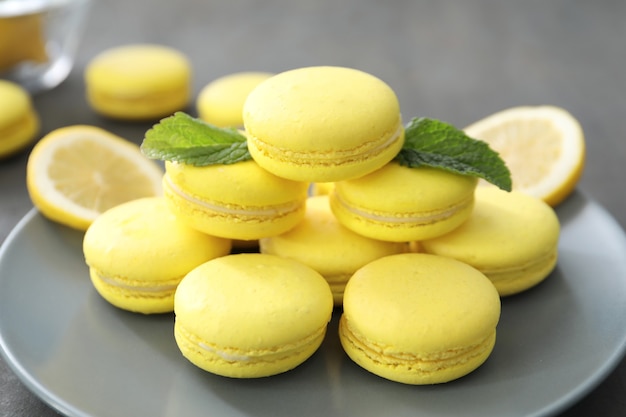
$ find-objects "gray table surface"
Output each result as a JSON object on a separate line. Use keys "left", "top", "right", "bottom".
{"left": 2, "top": 0, "right": 626, "bottom": 416}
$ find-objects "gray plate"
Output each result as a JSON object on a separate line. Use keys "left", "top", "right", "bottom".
{"left": 1, "top": 191, "right": 626, "bottom": 417}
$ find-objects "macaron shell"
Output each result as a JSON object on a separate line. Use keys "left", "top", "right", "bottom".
{"left": 260, "top": 195, "right": 407, "bottom": 304}
{"left": 83, "top": 197, "right": 231, "bottom": 313}
{"left": 163, "top": 159, "right": 308, "bottom": 240}
{"left": 243, "top": 66, "right": 405, "bottom": 182}
{"left": 330, "top": 163, "right": 478, "bottom": 242}
{"left": 340, "top": 253, "right": 500, "bottom": 384}
{"left": 174, "top": 253, "right": 334, "bottom": 377}
{"left": 421, "top": 187, "right": 560, "bottom": 296}
{"left": 85, "top": 44, "right": 191, "bottom": 120}
{"left": 0, "top": 80, "right": 40, "bottom": 157}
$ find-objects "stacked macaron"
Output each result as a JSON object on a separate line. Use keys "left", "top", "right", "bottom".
{"left": 82, "top": 64, "right": 561, "bottom": 384}
{"left": 142, "top": 66, "right": 414, "bottom": 378}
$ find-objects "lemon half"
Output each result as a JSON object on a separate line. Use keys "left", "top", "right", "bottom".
{"left": 464, "top": 106, "right": 585, "bottom": 206}
{"left": 27, "top": 125, "right": 164, "bottom": 230}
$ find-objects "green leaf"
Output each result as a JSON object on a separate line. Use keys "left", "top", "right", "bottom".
{"left": 395, "top": 117, "right": 512, "bottom": 191}
{"left": 140, "top": 112, "right": 251, "bottom": 166}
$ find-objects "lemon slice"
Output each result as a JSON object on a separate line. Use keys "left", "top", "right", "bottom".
{"left": 464, "top": 106, "right": 585, "bottom": 206}
{"left": 27, "top": 125, "right": 164, "bottom": 230}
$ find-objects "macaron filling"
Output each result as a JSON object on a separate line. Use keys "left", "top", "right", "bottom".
{"left": 479, "top": 249, "right": 557, "bottom": 277}
{"left": 331, "top": 189, "right": 474, "bottom": 225}
{"left": 164, "top": 174, "right": 303, "bottom": 219}
{"left": 91, "top": 269, "right": 180, "bottom": 295}
{"left": 247, "top": 120, "right": 403, "bottom": 167}
{"left": 175, "top": 320, "right": 328, "bottom": 365}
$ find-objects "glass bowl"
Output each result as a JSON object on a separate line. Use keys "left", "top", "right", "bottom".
{"left": 0, "top": 0, "right": 91, "bottom": 93}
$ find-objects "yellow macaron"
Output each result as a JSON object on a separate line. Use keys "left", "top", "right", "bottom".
{"left": 83, "top": 197, "right": 231, "bottom": 314}
{"left": 421, "top": 187, "right": 560, "bottom": 296}
{"left": 260, "top": 195, "right": 407, "bottom": 305}
{"left": 197, "top": 71, "right": 273, "bottom": 127}
{"left": 243, "top": 66, "right": 405, "bottom": 182}
{"left": 85, "top": 44, "right": 191, "bottom": 120}
{"left": 163, "top": 159, "right": 309, "bottom": 241}
{"left": 174, "top": 253, "right": 334, "bottom": 378}
{"left": 329, "top": 162, "right": 478, "bottom": 242}
{"left": 339, "top": 253, "right": 501, "bottom": 385}
{"left": 0, "top": 80, "right": 40, "bottom": 157}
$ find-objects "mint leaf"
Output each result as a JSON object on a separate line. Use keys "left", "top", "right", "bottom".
{"left": 141, "top": 112, "right": 251, "bottom": 166}
{"left": 395, "top": 117, "right": 512, "bottom": 191}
